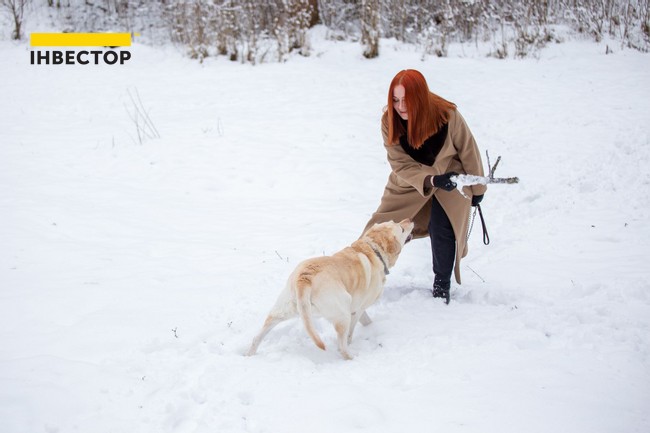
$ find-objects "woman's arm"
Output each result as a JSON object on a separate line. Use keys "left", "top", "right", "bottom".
{"left": 449, "top": 110, "right": 487, "bottom": 196}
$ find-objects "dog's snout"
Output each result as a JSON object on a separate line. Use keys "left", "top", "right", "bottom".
{"left": 400, "top": 218, "right": 414, "bottom": 232}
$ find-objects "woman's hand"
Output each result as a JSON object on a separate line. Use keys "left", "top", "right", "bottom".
{"left": 431, "top": 172, "right": 458, "bottom": 192}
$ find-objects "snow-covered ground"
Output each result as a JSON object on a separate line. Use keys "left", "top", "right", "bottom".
{"left": 1, "top": 29, "right": 649, "bottom": 433}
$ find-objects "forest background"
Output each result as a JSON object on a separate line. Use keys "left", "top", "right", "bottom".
{"left": 2, "top": 0, "right": 649, "bottom": 62}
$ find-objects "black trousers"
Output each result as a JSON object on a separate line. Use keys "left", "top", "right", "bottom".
{"left": 428, "top": 195, "right": 456, "bottom": 286}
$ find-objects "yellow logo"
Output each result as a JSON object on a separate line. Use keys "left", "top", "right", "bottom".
{"left": 30, "top": 32, "right": 138, "bottom": 65}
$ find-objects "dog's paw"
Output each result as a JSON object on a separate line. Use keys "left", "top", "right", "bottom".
{"left": 339, "top": 349, "right": 354, "bottom": 360}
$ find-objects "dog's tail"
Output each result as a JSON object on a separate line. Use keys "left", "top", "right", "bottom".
{"left": 294, "top": 275, "right": 326, "bottom": 351}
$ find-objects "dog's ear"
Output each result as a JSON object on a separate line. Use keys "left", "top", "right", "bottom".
{"left": 366, "top": 225, "right": 399, "bottom": 256}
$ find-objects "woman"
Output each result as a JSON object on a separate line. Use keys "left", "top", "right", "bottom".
{"left": 362, "top": 69, "right": 486, "bottom": 304}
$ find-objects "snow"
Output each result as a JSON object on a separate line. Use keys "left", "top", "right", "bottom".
{"left": 450, "top": 174, "right": 491, "bottom": 198}
{"left": 1, "top": 30, "right": 650, "bottom": 433}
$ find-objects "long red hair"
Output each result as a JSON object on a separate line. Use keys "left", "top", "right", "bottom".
{"left": 386, "top": 69, "right": 456, "bottom": 149}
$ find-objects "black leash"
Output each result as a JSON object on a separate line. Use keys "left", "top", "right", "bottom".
{"left": 477, "top": 204, "right": 490, "bottom": 245}
{"left": 468, "top": 204, "right": 490, "bottom": 245}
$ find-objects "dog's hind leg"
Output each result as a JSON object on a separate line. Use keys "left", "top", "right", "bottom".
{"left": 315, "top": 289, "right": 354, "bottom": 359}
{"left": 334, "top": 321, "right": 353, "bottom": 360}
{"left": 246, "top": 289, "right": 297, "bottom": 356}
{"left": 246, "top": 313, "right": 288, "bottom": 356}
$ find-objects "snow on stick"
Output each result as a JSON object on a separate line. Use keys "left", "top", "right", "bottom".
{"left": 451, "top": 151, "right": 520, "bottom": 198}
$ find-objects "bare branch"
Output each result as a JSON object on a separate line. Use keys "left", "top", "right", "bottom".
{"left": 451, "top": 151, "right": 520, "bottom": 198}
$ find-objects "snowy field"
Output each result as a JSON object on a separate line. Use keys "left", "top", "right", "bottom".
{"left": 1, "top": 29, "right": 650, "bottom": 433}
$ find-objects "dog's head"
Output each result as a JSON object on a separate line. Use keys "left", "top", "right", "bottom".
{"left": 363, "top": 219, "right": 414, "bottom": 268}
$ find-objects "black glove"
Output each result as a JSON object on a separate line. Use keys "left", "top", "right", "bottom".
{"left": 432, "top": 172, "right": 458, "bottom": 192}
{"left": 471, "top": 194, "right": 484, "bottom": 206}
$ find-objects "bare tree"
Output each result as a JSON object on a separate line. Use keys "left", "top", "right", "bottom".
{"left": 1, "top": 0, "right": 29, "bottom": 40}
{"left": 361, "top": 0, "right": 380, "bottom": 58}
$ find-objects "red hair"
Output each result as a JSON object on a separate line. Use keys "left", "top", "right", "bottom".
{"left": 386, "top": 69, "right": 456, "bottom": 149}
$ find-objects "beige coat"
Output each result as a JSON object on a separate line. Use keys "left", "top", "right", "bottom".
{"left": 362, "top": 108, "right": 487, "bottom": 284}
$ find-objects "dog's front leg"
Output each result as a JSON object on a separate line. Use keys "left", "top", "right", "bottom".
{"left": 348, "top": 312, "right": 363, "bottom": 345}
{"left": 359, "top": 311, "right": 372, "bottom": 326}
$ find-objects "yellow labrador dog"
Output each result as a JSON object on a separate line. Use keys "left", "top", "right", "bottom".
{"left": 246, "top": 219, "right": 414, "bottom": 360}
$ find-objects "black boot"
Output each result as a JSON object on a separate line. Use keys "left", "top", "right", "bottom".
{"left": 432, "top": 279, "right": 450, "bottom": 304}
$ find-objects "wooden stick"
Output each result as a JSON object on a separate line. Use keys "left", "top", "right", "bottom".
{"left": 450, "top": 151, "right": 519, "bottom": 197}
